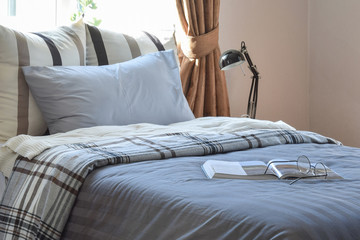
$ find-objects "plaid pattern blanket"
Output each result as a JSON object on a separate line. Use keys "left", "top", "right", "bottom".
{"left": 0, "top": 129, "right": 339, "bottom": 240}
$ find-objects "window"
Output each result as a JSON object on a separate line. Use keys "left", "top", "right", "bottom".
{"left": 93, "top": 0, "right": 178, "bottom": 32}
{"left": 0, "top": 0, "right": 77, "bottom": 31}
{"left": 8, "top": 0, "right": 16, "bottom": 16}
{"left": 0, "top": 0, "right": 177, "bottom": 32}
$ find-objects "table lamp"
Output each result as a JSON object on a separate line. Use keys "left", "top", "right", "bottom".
{"left": 219, "top": 41, "right": 259, "bottom": 119}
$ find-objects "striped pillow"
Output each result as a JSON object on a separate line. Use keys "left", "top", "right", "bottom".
{"left": 0, "top": 20, "right": 86, "bottom": 142}
{"left": 85, "top": 24, "right": 178, "bottom": 66}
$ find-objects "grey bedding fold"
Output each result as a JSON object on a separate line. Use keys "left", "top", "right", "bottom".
{"left": 62, "top": 143, "right": 360, "bottom": 240}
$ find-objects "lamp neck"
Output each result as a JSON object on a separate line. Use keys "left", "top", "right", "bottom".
{"left": 241, "top": 42, "right": 259, "bottom": 77}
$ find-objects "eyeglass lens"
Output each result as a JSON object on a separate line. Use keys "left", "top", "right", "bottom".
{"left": 297, "top": 155, "right": 311, "bottom": 174}
{"left": 314, "top": 162, "right": 327, "bottom": 177}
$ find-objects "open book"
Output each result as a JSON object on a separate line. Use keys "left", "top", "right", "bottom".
{"left": 201, "top": 159, "right": 343, "bottom": 180}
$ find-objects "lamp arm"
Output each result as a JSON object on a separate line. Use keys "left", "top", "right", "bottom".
{"left": 240, "top": 41, "right": 260, "bottom": 119}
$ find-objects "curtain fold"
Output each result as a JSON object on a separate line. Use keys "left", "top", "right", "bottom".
{"left": 176, "top": 0, "right": 230, "bottom": 117}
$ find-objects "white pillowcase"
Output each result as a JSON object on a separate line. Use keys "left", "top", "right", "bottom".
{"left": 22, "top": 50, "right": 194, "bottom": 134}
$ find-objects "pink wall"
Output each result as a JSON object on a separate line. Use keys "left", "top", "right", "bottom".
{"left": 219, "top": 0, "right": 309, "bottom": 130}
{"left": 309, "top": 0, "right": 360, "bottom": 147}
{"left": 220, "top": 0, "right": 360, "bottom": 147}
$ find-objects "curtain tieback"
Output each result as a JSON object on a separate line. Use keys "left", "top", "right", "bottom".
{"left": 180, "top": 26, "right": 219, "bottom": 59}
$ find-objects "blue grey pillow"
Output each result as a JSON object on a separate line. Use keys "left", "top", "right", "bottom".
{"left": 22, "top": 50, "right": 194, "bottom": 134}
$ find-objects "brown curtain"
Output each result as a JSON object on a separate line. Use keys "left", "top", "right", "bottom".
{"left": 176, "top": 0, "right": 230, "bottom": 117}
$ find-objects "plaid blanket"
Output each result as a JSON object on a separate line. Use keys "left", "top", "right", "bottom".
{"left": 0, "top": 129, "right": 339, "bottom": 240}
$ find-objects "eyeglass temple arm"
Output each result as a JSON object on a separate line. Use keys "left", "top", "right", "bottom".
{"left": 264, "top": 160, "right": 298, "bottom": 174}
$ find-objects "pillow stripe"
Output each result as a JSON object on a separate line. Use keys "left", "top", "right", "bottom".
{"left": 123, "top": 34, "right": 141, "bottom": 59}
{"left": 60, "top": 26, "right": 85, "bottom": 66}
{"left": 14, "top": 31, "right": 30, "bottom": 135}
{"left": 32, "top": 33, "right": 62, "bottom": 66}
{"left": 143, "top": 31, "right": 165, "bottom": 51}
{"left": 14, "top": 32, "right": 30, "bottom": 66}
{"left": 86, "top": 25, "right": 109, "bottom": 66}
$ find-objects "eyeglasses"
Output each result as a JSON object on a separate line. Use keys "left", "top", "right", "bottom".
{"left": 264, "top": 155, "right": 328, "bottom": 185}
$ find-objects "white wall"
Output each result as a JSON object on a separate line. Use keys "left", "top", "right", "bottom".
{"left": 219, "top": 0, "right": 309, "bottom": 131}
{"left": 309, "top": 0, "right": 360, "bottom": 147}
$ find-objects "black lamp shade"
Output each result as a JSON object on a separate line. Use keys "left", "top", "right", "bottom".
{"left": 219, "top": 49, "right": 245, "bottom": 70}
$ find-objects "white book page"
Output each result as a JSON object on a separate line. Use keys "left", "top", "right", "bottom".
{"left": 210, "top": 160, "right": 247, "bottom": 176}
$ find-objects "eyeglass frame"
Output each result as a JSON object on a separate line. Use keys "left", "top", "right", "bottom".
{"left": 263, "top": 155, "right": 328, "bottom": 184}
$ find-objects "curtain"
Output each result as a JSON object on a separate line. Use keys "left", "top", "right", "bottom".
{"left": 176, "top": 0, "right": 230, "bottom": 117}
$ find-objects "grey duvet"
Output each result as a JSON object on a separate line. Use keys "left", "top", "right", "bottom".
{"left": 1, "top": 117, "right": 359, "bottom": 240}
{"left": 62, "top": 143, "right": 360, "bottom": 240}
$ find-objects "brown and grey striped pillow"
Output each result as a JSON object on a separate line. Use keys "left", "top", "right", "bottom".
{"left": 0, "top": 20, "right": 86, "bottom": 142}
{"left": 85, "top": 24, "right": 178, "bottom": 66}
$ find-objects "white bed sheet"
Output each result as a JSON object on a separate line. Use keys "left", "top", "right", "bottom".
{"left": 0, "top": 117, "right": 294, "bottom": 178}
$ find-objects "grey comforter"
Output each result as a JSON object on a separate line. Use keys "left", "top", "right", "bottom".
{"left": 62, "top": 144, "right": 360, "bottom": 239}
{"left": 1, "top": 127, "right": 359, "bottom": 240}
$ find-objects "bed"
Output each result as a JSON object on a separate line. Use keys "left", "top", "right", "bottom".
{"left": 0, "top": 21, "right": 360, "bottom": 240}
